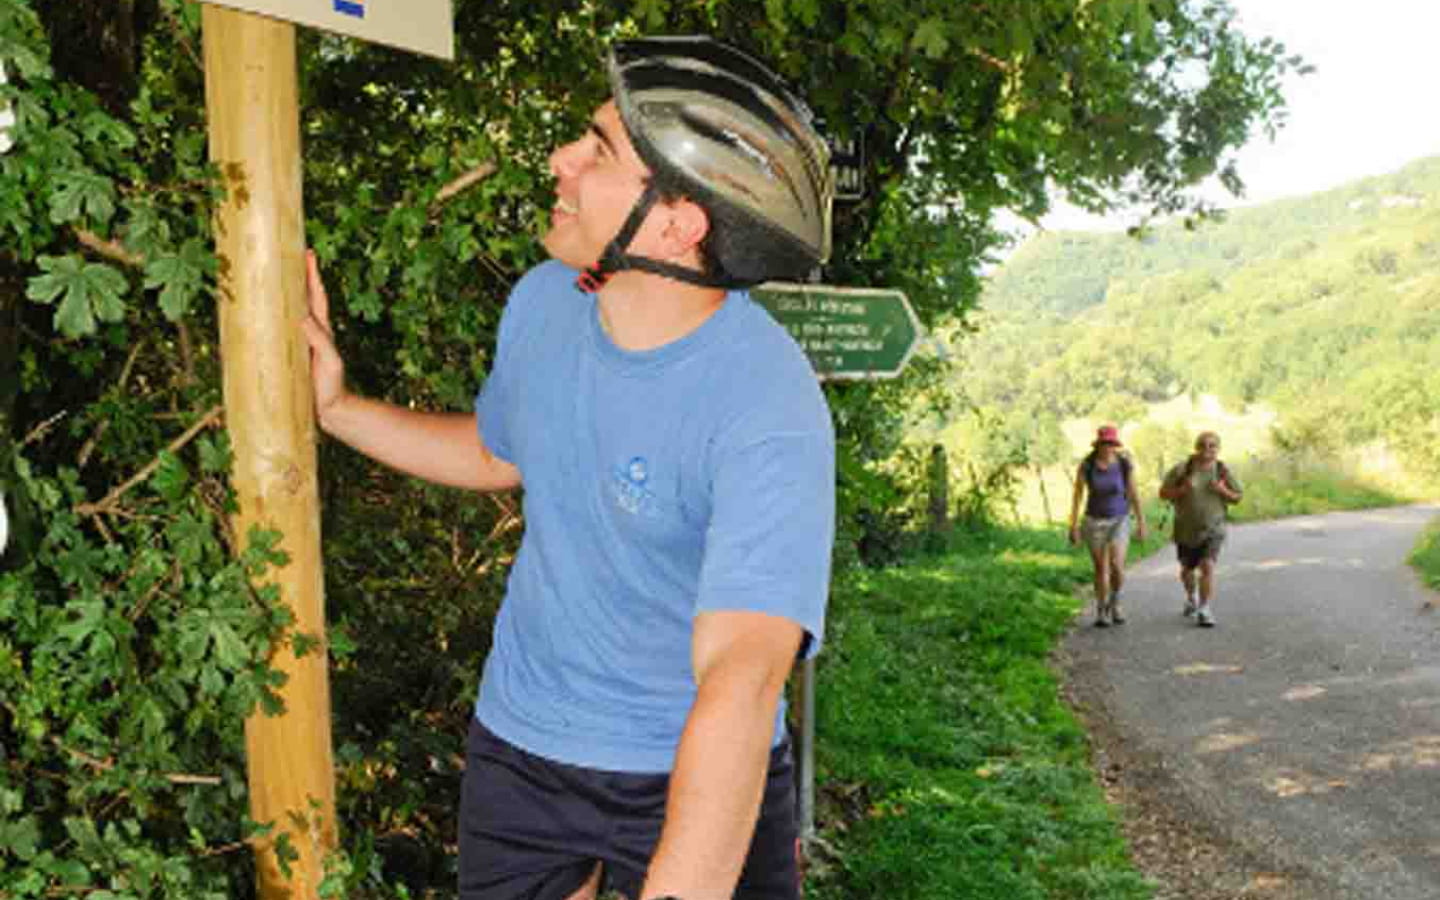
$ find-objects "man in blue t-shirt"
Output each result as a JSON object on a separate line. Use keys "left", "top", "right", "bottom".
{"left": 301, "top": 37, "right": 836, "bottom": 900}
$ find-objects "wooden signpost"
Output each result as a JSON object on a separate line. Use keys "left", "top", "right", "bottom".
{"left": 199, "top": 1, "right": 451, "bottom": 896}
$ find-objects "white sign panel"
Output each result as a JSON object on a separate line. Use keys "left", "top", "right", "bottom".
{"left": 201, "top": 0, "right": 454, "bottom": 61}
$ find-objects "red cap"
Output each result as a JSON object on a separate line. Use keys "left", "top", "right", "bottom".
{"left": 1094, "top": 425, "right": 1122, "bottom": 447}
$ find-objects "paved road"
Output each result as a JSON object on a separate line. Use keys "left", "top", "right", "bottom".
{"left": 1065, "top": 505, "right": 1440, "bottom": 900}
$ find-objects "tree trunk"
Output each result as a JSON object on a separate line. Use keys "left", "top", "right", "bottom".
{"left": 1034, "top": 463, "right": 1054, "bottom": 524}
{"left": 927, "top": 444, "right": 949, "bottom": 533}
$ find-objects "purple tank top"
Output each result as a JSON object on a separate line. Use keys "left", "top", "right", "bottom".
{"left": 1085, "top": 458, "right": 1129, "bottom": 519}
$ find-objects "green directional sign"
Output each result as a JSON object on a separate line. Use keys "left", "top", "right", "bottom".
{"left": 752, "top": 283, "right": 922, "bottom": 379}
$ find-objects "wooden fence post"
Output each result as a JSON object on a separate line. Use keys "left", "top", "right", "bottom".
{"left": 203, "top": 7, "right": 336, "bottom": 896}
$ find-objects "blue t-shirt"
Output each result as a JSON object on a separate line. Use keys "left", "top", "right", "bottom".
{"left": 473, "top": 261, "right": 835, "bottom": 773}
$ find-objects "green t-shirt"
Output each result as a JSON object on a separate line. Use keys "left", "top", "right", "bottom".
{"left": 1162, "top": 459, "right": 1244, "bottom": 546}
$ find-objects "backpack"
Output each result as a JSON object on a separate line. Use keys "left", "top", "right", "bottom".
{"left": 1082, "top": 451, "right": 1132, "bottom": 491}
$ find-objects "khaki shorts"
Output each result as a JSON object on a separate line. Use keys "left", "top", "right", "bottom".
{"left": 1081, "top": 514, "right": 1131, "bottom": 552}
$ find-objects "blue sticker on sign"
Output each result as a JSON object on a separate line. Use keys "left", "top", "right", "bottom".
{"left": 333, "top": 0, "right": 364, "bottom": 18}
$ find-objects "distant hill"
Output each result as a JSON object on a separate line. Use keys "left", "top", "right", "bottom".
{"left": 951, "top": 155, "right": 1440, "bottom": 482}
{"left": 982, "top": 154, "right": 1440, "bottom": 320}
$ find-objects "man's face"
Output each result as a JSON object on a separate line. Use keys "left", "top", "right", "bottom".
{"left": 542, "top": 100, "right": 656, "bottom": 270}
{"left": 1197, "top": 436, "right": 1220, "bottom": 462}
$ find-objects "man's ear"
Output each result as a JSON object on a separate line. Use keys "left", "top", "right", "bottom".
{"left": 660, "top": 197, "right": 711, "bottom": 258}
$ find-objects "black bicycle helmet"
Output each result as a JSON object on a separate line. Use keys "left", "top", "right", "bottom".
{"left": 576, "top": 36, "right": 834, "bottom": 292}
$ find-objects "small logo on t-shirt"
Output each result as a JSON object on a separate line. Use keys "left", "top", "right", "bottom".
{"left": 613, "top": 456, "right": 656, "bottom": 516}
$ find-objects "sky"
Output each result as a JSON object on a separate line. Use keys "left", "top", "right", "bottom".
{"left": 1033, "top": 0, "right": 1440, "bottom": 233}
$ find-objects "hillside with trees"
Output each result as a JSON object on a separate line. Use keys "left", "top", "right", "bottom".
{"left": 947, "top": 156, "right": 1440, "bottom": 489}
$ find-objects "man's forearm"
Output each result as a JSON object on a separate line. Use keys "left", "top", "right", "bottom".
{"left": 321, "top": 396, "right": 518, "bottom": 491}
{"left": 641, "top": 662, "right": 782, "bottom": 900}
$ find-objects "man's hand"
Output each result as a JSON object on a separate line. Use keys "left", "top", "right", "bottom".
{"left": 299, "top": 249, "right": 349, "bottom": 429}
{"left": 1136, "top": 523, "right": 1148, "bottom": 542}
{"left": 1067, "top": 524, "right": 1079, "bottom": 546}
{"left": 1208, "top": 479, "right": 1238, "bottom": 502}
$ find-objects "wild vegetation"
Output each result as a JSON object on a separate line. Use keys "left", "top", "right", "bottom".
{"left": 0, "top": 0, "right": 1302, "bottom": 896}
{"left": 810, "top": 526, "right": 1152, "bottom": 900}
{"left": 1411, "top": 518, "right": 1440, "bottom": 593}
{"left": 925, "top": 156, "right": 1440, "bottom": 521}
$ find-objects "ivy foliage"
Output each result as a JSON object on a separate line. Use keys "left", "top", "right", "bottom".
{"left": 0, "top": 0, "right": 1294, "bottom": 895}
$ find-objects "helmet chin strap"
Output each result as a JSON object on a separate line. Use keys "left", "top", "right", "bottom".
{"left": 575, "top": 182, "right": 747, "bottom": 293}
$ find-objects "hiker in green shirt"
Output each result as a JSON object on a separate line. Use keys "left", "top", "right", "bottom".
{"left": 1159, "top": 431, "right": 1244, "bottom": 627}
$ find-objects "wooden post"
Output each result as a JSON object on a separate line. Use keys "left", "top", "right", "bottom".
{"left": 202, "top": 7, "right": 336, "bottom": 897}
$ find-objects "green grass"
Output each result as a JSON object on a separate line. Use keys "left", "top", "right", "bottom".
{"left": 1223, "top": 457, "right": 1412, "bottom": 523}
{"left": 807, "top": 527, "right": 1152, "bottom": 900}
{"left": 1409, "top": 517, "right": 1440, "bottom": 592}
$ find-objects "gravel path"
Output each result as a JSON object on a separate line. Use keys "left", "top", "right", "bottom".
{"left": 1063, "top": 505, "right": 1440, "bottom": 899}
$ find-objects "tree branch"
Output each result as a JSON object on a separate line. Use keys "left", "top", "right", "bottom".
{"left": 75, "top": 405, "right": 224, "bottom": 517}
{"left": 429, "top": 162, "right": 497, "bottom": 216}
{"left": 74, "top": 228, "right": 145, "bottom": 268}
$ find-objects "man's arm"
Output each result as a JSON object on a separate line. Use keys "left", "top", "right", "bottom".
{"left": 640, "top": 610, "right": 804, "bottom": 900}
{"left": 1158, "top": 467, "right": 1188, "bottom": 501}
{"left": 300, "top": 251, "right": 520, "bottom": 492}
{"left": 1209, "top": 475, "right": 1242, "bottom": 504}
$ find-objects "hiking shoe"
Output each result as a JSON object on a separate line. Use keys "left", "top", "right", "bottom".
{"left": 1110, "top": 605, "right": 1127, "bottom": 625}
{"left": 1094, "top": 610, "right": 1111, "bottom": 628}
{"left": 1182, "top": 598, "right": 1198, "bottom": 617}
{"left": 1195, "top": 606, "right": 1216, "bottom": 628}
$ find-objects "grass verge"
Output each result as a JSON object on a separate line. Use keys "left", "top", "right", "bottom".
{"left": 1224, "top": 458, "right": 1411, "bottom": 524}
{"left": 806, "top": 526, "right": 1151, "bottom": 900}
{"left": 1409, "top": 516, "right": 1440, "bottom": 592}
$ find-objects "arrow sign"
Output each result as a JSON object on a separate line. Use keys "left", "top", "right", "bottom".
{"left": 752, "top": 283, "right": 922, "bottom": 379}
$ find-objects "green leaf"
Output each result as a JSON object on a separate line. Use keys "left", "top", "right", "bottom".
{"left": 49, "top": 169, "right": 116, "bottom": 225}
{"left": 291, "top": 631, "right": 320, "bottom": 658}
{"left": 149, "top": 451, "right": 190, "bottom": 502}
{"left": 54, "top": 858, "right": 90, "bottom": 885}
{"left": 25, "top": 255, "right": 128, "bottom": 338}
{"left": 1, "top": 816, "right": 41, "bottom": 860}
{"left": 143, "top": 238, "right": 213, "bottom": 321}
{"left": 210, "top": 620, "right": 249, "bottom": 669}
{"left": 274, "top": 831, "right": 299, "bottom": 878}
{"left": 198, "top": 433, "right": 233, "bottom": 474}
{"left": 912, "top": 18, "right": 950, "bottom": 59}
{"left": 63, "top": 816, "right": 105, "bottom": 858}
{"left": 80, "top": 110, "right": 136, "bottom": 150}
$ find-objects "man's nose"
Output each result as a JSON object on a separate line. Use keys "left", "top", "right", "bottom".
{"left": 549, "top": 138, "right": 585, "bottom": 179}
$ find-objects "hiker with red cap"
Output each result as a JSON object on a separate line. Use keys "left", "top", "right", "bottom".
{"left": 1068, "top": 425, "right": 1148, "bottom": 627}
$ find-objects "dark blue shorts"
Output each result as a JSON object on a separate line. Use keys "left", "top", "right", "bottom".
{"left": 458, "top": 718, "right": 801, "bottom": 900}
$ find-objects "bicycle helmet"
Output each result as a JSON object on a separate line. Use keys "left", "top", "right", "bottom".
{"left": 576, "top": 36, "right": 834, "bottom": 292}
